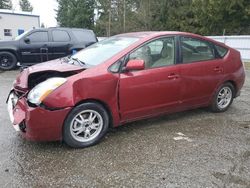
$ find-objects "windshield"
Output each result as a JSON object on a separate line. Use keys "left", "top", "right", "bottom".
{"left": 71, "top": 36, "right": 139, "bottom": 66}
{"left": 15, "top": 30, "right": 32, "bottom": 40}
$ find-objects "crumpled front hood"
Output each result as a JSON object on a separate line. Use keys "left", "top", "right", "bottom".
{"left": 14, "top": 59, "right": 85, "bottom": 90}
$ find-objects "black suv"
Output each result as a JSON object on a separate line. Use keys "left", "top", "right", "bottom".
{"left": 0, "top": 27, "right": 98, "bottom": 70}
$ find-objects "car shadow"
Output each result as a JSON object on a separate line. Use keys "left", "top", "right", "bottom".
{"left": 109, "top": 108, "right": 208, "bottom": 133}
{"left": 12, "top": 107, "right": 211, "bottom": 150}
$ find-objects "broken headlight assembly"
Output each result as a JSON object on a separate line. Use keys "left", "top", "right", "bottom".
{"left": 27, "top": 77, "right": 67, "bottom": 105}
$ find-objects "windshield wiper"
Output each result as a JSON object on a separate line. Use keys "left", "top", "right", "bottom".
{"left": 60, "top": 56, "right": 70, "bottom": 63}
{"left": 71, "top": 57, "right": 86, "bottom": 66}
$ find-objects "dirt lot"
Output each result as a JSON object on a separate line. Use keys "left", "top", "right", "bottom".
{"left": 0, "top": 69, "right": 249, "bottom": 188}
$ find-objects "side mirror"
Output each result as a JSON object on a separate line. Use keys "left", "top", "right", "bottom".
{"left": 24, "top": 37, "right": 30, "bottom": 44}
{"left": 124, "top": 59, "right": 145, "bottom": 72}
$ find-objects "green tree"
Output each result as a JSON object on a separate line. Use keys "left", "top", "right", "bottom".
{"left": 193, "top": 0, "right": 250, "bottom": 35}
{"left": 19, "top": 0, "right": 33, "bottom": 12}
{"left": 116, "top": 0, "right": 195, "bottom": 34}
{"left": 130, "top": 0, "right": 196, "bottom": 32}
{"left": 56, "top": 0, "right": 95, "bottom": 29}
{"left": 0, "top": 0, "right": 13, "bottom": 9}
{"left": 58, "top": 0, "right": 250, "bottom": 36}
{"left": 96, "top": 0, "right": 139, "bottom": 36}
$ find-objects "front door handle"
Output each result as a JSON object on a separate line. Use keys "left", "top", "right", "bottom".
{"left": 168, "top": 73, "right": 179, "bottom": 80}
{"left": 214, "top": 67, "right": 223, "bottom": 73}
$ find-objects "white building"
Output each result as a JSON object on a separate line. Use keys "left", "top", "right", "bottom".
{"left": 0, "top": 9, "right": 40, "bottom": 41}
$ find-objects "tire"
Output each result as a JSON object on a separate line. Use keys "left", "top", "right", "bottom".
{"left": 63, "top": 102, "right": 109, "bottom": 148}
{"left": 0, "top": 51, "right": 17, "bottom": 70}
{"left": 210, "top": 82, "right": 235, "bottom": 112}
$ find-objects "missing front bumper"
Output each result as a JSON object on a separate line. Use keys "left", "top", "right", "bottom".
{"left": 7, "top": 91, "right": 21, "bottom": 131}
{"left": 7, "top": 92, "right": 72, "bottom": 141}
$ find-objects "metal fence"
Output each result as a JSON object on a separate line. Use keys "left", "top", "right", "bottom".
{"left": 208, "top": 36, "right": 250, "bottom": 61}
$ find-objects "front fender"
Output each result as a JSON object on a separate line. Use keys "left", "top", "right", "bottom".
{"left": 42, "top": 72, "right": 121, "bottom": 126}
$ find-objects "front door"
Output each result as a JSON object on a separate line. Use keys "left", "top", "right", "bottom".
{"left": 19, "top": 31, "right": 49, "bottom": 64}
{"left": 119, "top": 36, "right": 181, "bottom": 122}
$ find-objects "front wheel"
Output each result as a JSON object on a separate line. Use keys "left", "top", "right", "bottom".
{"left": 0, "top": 52, "right": 17, "bottom": 70}
{"left": 63, "top": 102, "right": 109, "bottom": 148}
{"left": 210, "top": 83, "right": 234, "bottom": 112}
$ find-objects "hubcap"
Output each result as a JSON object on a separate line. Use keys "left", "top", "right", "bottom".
{"left": 70, "top": 110, "right": 103, "bottom": 142}
{"left": 217, "top": 86, "right": 232, "bottom": 109}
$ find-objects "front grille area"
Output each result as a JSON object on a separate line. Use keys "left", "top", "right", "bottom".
{"left": 14, "top": 88, "right": 27, "bottom": 98}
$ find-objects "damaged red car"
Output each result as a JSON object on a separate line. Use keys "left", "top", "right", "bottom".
{"left": 7, "top": 32, "right": 245, "bottom": 148}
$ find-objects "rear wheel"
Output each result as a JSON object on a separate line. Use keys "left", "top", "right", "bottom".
{"left": 0, "top": 52, "right": 17, "bottom": 70}
{"left": 63, "top": 102, "right": 109, "bottom": 148}
{"left": 210, "top": 83, "right": 234, "bottom": 112}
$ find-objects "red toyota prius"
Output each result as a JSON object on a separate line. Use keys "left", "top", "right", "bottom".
{"left": 7, "top": 32, "right": 245, "bottom": 148}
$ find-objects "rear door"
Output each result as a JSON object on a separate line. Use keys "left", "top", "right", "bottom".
{"left": 19, "top": 31, "right": 49, "bottom": 64}
{"left": 49, "top": 29, "right": 71, "bottom": 60}
{"left": 178, "top": 36, "right": 224, "bottom": 107}
{"left": 119, "top": 36, "right": 182, "bottom": 121}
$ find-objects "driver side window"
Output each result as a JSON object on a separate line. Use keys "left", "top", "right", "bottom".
{"left": 27, "top": 31, "right": 49, "bottom": 43}
{"left": 129, "top": 37, "right": 175, "bottom": 69}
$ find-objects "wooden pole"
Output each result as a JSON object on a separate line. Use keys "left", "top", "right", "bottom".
{"left": 123, "top": 0, "right": 126, "bottom": 32}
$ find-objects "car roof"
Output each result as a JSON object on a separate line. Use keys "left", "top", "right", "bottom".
{"left": 48, "top": 27, "right": 93, "bottom": 31}
{"left": 115, "top": 31, "right": 228, "bottom": 48}
{"left": 32, "top": 27, "right": 94, "bottom": 32}
{"left": 116, "top": 31, "right": 202, "bottom": 38}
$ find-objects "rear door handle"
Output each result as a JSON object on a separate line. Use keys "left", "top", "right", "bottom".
{"left": 40, "top": 48, "right": 48, "bottom": 52}
{"left": 40, "top": 48, "right": 49, "bottom": 62}
{"left": 214, "top": 67, "right": 223, "bottom": 73}
{"left": 168, "top": 73, "right": 179, "bottom": 80}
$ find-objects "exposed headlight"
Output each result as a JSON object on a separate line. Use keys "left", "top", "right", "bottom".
{"left": 27, "top": 77, "right": 67, "bottom": 105}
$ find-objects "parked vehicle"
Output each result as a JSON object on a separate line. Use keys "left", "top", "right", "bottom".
{"left": 7, "top": 31, "right": 245, "bottom": 148}
{"left": 0, "top": 27, "right": 97, "bottom": 70}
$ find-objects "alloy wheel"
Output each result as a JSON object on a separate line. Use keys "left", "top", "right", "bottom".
{"left": 217, "top": 86, "right": 232, "bottom": 110}
{"left": 69, "top": 110, "right": 103, "bottom": 142}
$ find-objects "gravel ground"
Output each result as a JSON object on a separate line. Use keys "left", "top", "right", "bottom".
{"left": 0, "top": 69, "right": 249, "bottom": 188}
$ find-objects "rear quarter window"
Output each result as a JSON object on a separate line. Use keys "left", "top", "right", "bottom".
{"left": 72, "top": 30, "right": 96, "bottom": 43}
{"left": 215, "top": 45, "right": 228, "bottom": 57}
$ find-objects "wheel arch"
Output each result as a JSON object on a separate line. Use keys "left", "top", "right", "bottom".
{"left": 223, "top": 80, "right": 237, "bottom": 98}
{"left": 0, "top": 49, "right": 19, "bottom": 60}
{"left": 74, "top": 98, "right": 114, "bottom": 128}
{"left": 210, "top": 79, "right": 237, "bottom": 105}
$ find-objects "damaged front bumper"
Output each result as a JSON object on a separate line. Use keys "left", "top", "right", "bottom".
{"left": 7, "top": 91, "right": 72, "bottom": 141}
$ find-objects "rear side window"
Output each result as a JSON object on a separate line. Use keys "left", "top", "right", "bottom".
{"left": 215, "top": 45, "right": 228, "bottom": 57}
{"left": 181, "top": 37, "right": 215, "bottom": 63}
{"left": 52, "top": 30, "right": 70, "bottom": 42}
{"left": 28, "top": 31, "right": 49, "bottom": 43}
{"left": 72, "top": 30, "right": 96, "bottom": 43}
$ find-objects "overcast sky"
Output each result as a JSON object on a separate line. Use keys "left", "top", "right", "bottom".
{"left": 12, "top": 0, "right": 58, "bottom": 27}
